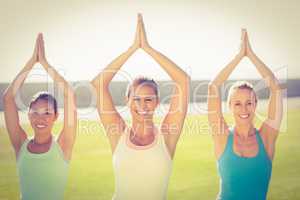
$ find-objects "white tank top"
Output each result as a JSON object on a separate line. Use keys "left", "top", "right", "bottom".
{"left": 112, "top": 127, "right": 173, "bottom": 200}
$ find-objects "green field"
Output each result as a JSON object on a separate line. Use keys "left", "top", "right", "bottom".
{"left": 0, "top": 110, "right": 299, "bottom": 200}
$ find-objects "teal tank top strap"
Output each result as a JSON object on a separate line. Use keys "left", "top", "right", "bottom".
{"left": 255, "top": 129, "right": 264, "bottom": 155}
{"left": 218, "top": 129, "right": 234, "bottom": 162}
{"left": 255, "top": 129, "right": 262, "bottom": 143}
{"left": 254, "top": 129, "right": 272, "bottom": 163}
{"left": 226, "top": 129, "right": 234, "bottom": 152}
{"left": 225, "top": 130, "right": 234, "bottom": 154}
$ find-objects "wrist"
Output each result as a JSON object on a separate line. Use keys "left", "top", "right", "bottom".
{"left": 128, "top": 45, "right": 138, "bottom": 53}
{"left": 247, "top": 50, "right": 256, "bottom": 59}
{"left": 236, "top": 52, "right": 244, "bottom": 60}
{"left": 209, "top": 80, "right": 222, "bottom": 88}
{"left": 142, "top": 45, "right": 153, "bottom": 53}
{"left": 27, "top": 58, "right": 37, "bottom": 66}
{"left": 39, "top": 59, "right": 49, "bottom": 66}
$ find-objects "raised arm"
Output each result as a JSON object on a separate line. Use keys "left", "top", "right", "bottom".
{"left": 245, "top": 31, "right": 283, "bottom": 159}
{"left": 138, "top": 14, "right": 190, "bottom": 158}
{"left": 3, "top": 36, "right": 39, "bottom": 156}
{"left": 91, "top": 16, "right": 140, "bottom": 153}
{"left": 208, "top": 30, "right": 246, "bottom": 158}
{"left": 37, "top": 34, "right": 77, "bottom": 161}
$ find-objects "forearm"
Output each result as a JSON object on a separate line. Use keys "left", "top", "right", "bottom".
{"left": 4, "top": 60, "right": 35, "bottom": 98}
{"left": 208, "top": 53, "right": 242, "bottom": 116}
{"left": 41, "top": 62, "right": 77, "bottom": 130}
{"left": 40, "top": 61, "right": 74, "bottom": 97}
{"left": 268, "top": 89, "right": 283, "bottom": 119}
{"left": 210, "top": 53, "right": 243, "bottom": 87}
{"left": 208, "top": 84, "right": 222, "bottom": 114}
{"left": 63, "top": 92, "right": 77, "bottom": 130}
{"left": 92, "top": 46, "right": 136, "bottom": 88}
{"left": 144, "top": 47, "right": 189, "bottom": 83}
{"left": 248, "top": 52, "right": 281, "bottom": 90}
{"left": 3, "top": 62, "right": 32, "bottom": 149}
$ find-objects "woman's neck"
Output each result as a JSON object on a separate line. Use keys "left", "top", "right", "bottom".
{"left": 234, "top": 124, "right": 255, "bottom": 139}
{"left": 33, "top": 132, "right": 52, "bottom": 145}
{"left": 132, "top": 119, "right": 155, "bottom": 137}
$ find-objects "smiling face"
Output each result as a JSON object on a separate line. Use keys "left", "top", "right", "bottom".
{"left": 127, "top": 84, "right": 159, "bottom": 122}
{"left": 229, "top": 88, "right": 257, "bottom": 126}
{"left": 28, "top": 94, "right": 58, "bottom": 136}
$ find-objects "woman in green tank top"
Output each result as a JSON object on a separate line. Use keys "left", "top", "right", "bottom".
{"left": 3, "top": 33, "right": 77, "bottom": 200}
{"left": 207, "top": 30, "right": 283, "bottom": 200}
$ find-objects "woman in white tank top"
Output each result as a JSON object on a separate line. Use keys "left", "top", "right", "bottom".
{"left": 91, "top": 13, "right": 190, "bottom": 200}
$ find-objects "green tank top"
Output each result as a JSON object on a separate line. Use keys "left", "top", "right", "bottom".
{"left": 217, "top": 129, "right": 272, "bottom": 200}
{"left": 17, "top": 137, "right": 69, "bottom": 200}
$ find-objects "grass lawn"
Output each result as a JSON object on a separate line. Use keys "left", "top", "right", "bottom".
{"left": 0, "top": 110, "right": 299, "bottom": 200}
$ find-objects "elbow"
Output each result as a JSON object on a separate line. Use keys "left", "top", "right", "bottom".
{"left": 70, "top": 92, "right": 77, "bottom": 106}
{"left": 64, "top": 89, "right": 77, "bottom": 106}
{"left": 208, "top": 83, "right": 214, "bottom": 91}
{"left": 208, "top": 81, "right": 219, "bottom": 88}
{"left": 70, "top": 92, "right": 77, "bottom": 103}
{"left": 183, "top": 71, "right": 191, "bottom": 81}
{"left": 180, "top": 73, "right": 191, "bottom": 88}
{"left": 186, "top": 74, "right": 191, "bottom": 82}
{"left": 185, "top": 75, "right": 191, "bottom": 88}
{"left": 2, "top": 91, "right": 8, "bottom": 102}
{"left": 271, "top": 83, "right": 283, "bottom": 91}
{"left": 64, "top": 87, "right": 75, "bottom": 98}
{"left": 91, "top": 79, "right": 98, "bottom": 89}
{"left": 268, "top": 76, "right": 283, "bottom": 91}
{"left": 91, "top": 77, "right": 109, "bottom": 90}
{"left": 2, "top": 89, "right": 13, "bottom": 103}
{"left": 208, "top": 82, "right": 219, "bottom": 93}
{"left": 175, "top": 70, "right": 190, "bottom": 83}
{"left": 208, "top": 84, "right": 221, "bottom": 101}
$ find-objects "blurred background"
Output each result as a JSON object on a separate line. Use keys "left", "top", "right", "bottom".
{"left": 0, "top": 0, "right": 299, "bottom": 199}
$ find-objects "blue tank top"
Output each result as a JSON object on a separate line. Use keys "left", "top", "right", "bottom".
{"left": 217, "top": 129, "right": 272, "bottom": 200}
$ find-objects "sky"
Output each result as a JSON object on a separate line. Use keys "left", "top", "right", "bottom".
{"left": 0, "top": 0, "right": 299, "bottom": 83}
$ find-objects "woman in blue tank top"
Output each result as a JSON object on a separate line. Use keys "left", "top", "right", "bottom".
{"left": 3, "top": 33, "right": 77, "bottom": 200}
{"left": 207, "top": 29, "right": 283, "bottom": 200}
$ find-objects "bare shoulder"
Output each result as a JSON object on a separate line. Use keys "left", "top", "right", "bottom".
{"left": 110, "top": 125, "right": 127, "bottom": 154}
{"left": 259, "top": 121, "right": 280, "bottom": 144}
{"left": 258, "top": 123, "right": 280, "bottom": 161}
{"left": 213, "top": 127, "right": 230, "bottom": 160}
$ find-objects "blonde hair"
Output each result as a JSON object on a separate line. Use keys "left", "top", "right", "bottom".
{"left": 227, "top": 81, "right": 257, "bottom": 106}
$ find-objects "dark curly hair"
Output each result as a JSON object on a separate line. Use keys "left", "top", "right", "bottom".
{"left": 29, "top": 91, "right": 58, "bottom": 114}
